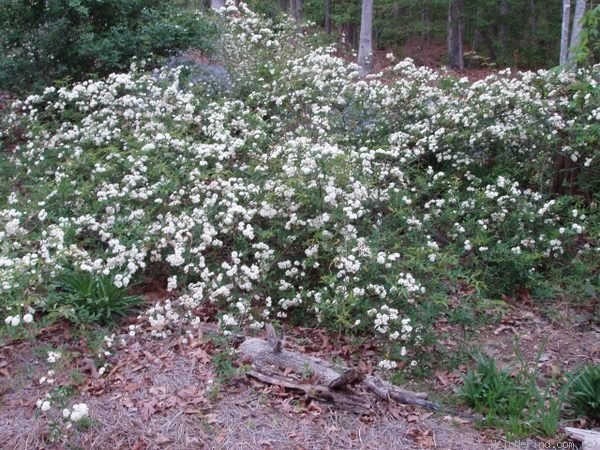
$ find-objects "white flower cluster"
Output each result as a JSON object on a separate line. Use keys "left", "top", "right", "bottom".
{"left": 4, "top": 313, "right": 33, "bottom": 326}
{"left": 47, "top": 351, "right": 61, "bottom": 364}
{"left": 396, "top": 273, "right": 426, "bottom": 303}
{"left": 377, "top": 359, "right": 397, "bottom": 370}
{"left": 39, "top": 369, "right": 56, "bottom": 385}
{"left": 36, "top": 396, "right": 52, "bottom": 412}
{"left": 62, "top": 403, "right": 89, "bottom": 422}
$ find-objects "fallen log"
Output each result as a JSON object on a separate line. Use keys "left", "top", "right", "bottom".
{"left": 237, "top": 324, "right": 440, "bottom": 414}
{"left": 564, "top": 427, "right": 600, "bottom": 449}
{"left": 247, "top": 368, "right": 372, "bottom": 415}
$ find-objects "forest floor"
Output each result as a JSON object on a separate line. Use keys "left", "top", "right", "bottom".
{"left": 369, "top": 38, "right": 509, "bottom": 81}
{"left": 1, "top": 295, "right": 598, "bottom": 449}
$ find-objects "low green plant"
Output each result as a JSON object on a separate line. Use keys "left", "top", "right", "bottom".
{"left": 457, "top": 346, "right": 569, "bottom": 439}
{"left": 512, "top": 345, "right": 570, "bottom": 438}
{"left": 566, "top": 363, "right": 600, "bottom": 423}
{"left": 69, "top": 370, "right": 86, "bottom": 387}
{"left": 212, "top": 348, "right": 237, "bottom": 382}
{"left": 206, "top": 347, "right": 238, "bottom": 401}
{"left": 43, "top": 271, "right": 142, "bottom": 326}
{"left": 457, "top": 354, "right": 527, "bottom": 420}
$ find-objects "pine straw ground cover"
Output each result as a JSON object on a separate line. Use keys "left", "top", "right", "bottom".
{"left": 0, "top": 313, "right": 488, "bottom": 450}
{"left": 1, "top": 301, "right": 599, "bottom": 449}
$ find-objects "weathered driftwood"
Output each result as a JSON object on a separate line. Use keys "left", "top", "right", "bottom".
{"left": 564, "top": 427, "right": 600, "bottom": 449}
{"left": 237, "top": 324, "right": 440, "bottom": 414}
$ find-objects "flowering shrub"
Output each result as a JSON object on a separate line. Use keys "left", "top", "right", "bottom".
{"left": 1, "top": 5, "right": 598, "bottom": 368}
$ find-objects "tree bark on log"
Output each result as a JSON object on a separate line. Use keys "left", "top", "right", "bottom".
{"left": 564, "top": 427, "right": 600, "bottom": 449}
{"left": 237, "top": 325, "right": 440, "bottom": 414}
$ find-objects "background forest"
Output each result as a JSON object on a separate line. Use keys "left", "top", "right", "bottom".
{"left": 2, "top": 0, "right": 600, "bottom": 95}
{"left": 249, "top": 0, "right": 600, "bottom": 69}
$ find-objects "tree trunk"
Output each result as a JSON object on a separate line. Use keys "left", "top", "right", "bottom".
{"left": 499, "top": 0, "right": 510, "bottom": 58}
{"left": 343, "top": 23, "right": 354, "bottom": 48}
{"left": 421, "top": 7, "right": 430, "bottom": 49}
{"left": 526, "top": 0, "right": 537, "bottom": 53}
{"left": 210, "top": 0, "right": 225, "bottom": 11}
{"left": 568, "top": 0, "right": 587, "bottom": 64}
{"left": 472, "top": 7, "right": 483, "bottom": 52}
{"left": 560, "top": 0, "right": 572, "bottom": 65}
{"left": 448, "top": 0, "right": 465, "bottom": 70}
{"left": 529, "top": 0, "right": 537, "bottom": 36}
{"left": 290, "top": 0, "right": 296, "bottom": 19}
{"left": 290, "top": 0, "right": 298, "bottom": 21}
{"left": 325, "top": 0, "right": 332, "bottom": 34}
{"left": 344, "top": 24, "right": 354, "bottom": 48}
{"left": 357, "top": 0, "right": 374, "bottom": 77}
{"left": 295, "top": 0, "right": 303, "bottom": 22}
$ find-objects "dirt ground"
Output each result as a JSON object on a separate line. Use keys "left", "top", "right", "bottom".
{"left": 0, "top": 326, "right": 487, "bottom": 450}
{"left": 1, "top": 298, "right": 599, "bottom": 450}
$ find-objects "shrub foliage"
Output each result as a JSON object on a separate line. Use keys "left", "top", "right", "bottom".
{"left": 0, "top": 5, "right": 598, "bottom": 367}
{"left": 0, "top": 0, "right": 217, "bottom": 93}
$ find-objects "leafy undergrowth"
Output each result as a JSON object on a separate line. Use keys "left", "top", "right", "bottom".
{"left": 0, "top": 0, "right": 218, "bottom": 94}
{"left": 0, "top": 3, "right": 599, "bottom": 445}
{"left": 430, "top": 301, "right": 600, "bottom": 443}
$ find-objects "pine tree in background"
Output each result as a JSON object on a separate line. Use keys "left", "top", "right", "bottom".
{"left": 357, "top": 0, "right": 374, "bottom": 76}
{"left": 246, "top": 0, "right": 598, "bottom": 69}
{"left": 448, "top": 0, "right": 464, "bottom": 69}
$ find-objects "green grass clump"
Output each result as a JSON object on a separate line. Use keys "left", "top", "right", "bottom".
{"left": 458, "top": 354, "right": 527, "bottom": 418}
{"left": 566, "top": 364, "right": 600, "bottom": 423}
{"left": 457, "top": 350, "right": 568, "bottom": 439}
{"left": 43, "top": 271, "right": 142, "bottom": 326}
